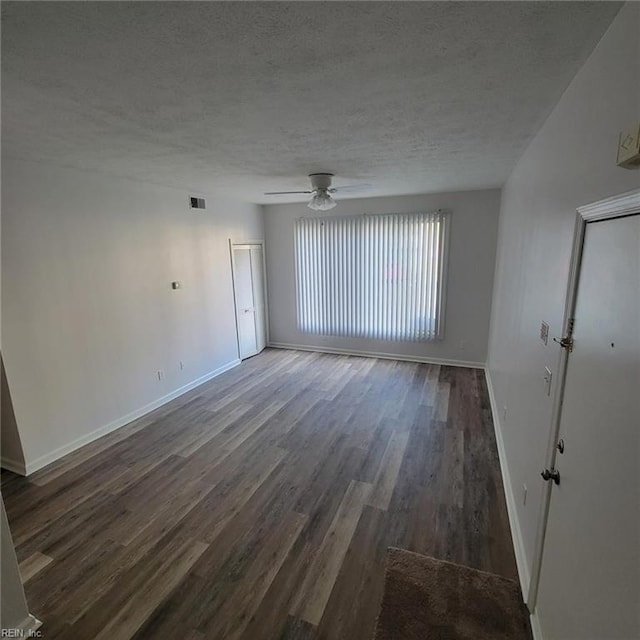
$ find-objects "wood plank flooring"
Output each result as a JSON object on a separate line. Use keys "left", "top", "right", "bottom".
{"left": 1, "top": 348, "right": 519, "bottom": 640}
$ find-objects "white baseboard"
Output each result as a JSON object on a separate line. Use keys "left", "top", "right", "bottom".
{"left": 0, "top": 455, "right": 27, "bottom": 476}
{"left": 484, "top": 368, "right": 531, "bottom": 603}
{"left": 268, "top": 342, "right": 485, "bottom": 369}
{"left": 530, "top": 610, "right": 543, "bottom": 640}
{"left": 11, "top": 359, "right": 241, "bottom": 477}
{"left": 12, "top": 614, "right": 42, "bottom": 633}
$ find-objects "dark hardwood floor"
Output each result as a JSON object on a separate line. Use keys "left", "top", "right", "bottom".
{"left": 1, "top": 348, "right": 519, "bottom": 640}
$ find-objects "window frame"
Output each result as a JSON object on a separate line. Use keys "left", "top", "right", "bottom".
{"left": 293, "top": 210, "right": 450, "bottom": 342}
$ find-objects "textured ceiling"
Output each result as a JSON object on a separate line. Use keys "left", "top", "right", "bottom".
{"left": 1, "top": 2, "right": 621, "bottom": 203}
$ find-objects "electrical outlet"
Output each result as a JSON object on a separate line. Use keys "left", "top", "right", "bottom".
{"left": 157, "top": 370, "right": 164, "bottom": 381}
{"left": 522, "top": 484, "right": 528, "bottom": 506}
{"left": 540, "top": 321, "right": 549, "bottom": 345}
{"left": 458, "top": 339, "right": 467, "bottom": 350}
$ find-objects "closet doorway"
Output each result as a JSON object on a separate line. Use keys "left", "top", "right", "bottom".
{"left": 230, "top": 242, "right": 268, "bottom": 360}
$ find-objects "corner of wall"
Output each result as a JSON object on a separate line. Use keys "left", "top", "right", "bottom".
{"left": 1, "top": 498, "right": 40, "bottom": 631}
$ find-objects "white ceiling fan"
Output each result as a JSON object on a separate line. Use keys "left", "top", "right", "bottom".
{"left": 264, "top": 173, "right": 371, "bottom": 211}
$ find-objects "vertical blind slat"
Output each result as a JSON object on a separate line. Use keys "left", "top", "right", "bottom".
{"left": 295, "top": 212, "right": 447, "bottom": 341}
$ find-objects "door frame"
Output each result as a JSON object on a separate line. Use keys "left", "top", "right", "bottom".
{"left": 229, "top": 239, "right": 270, "bottom": 360}
{"left": 527, "top": 188, "right": 640, "bottom": 612}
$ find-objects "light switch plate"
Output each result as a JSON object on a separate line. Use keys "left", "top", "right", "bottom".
{"left": 543, "top": 366, "right": 552, "bottom": 396}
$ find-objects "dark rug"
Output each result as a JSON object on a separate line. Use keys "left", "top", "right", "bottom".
{"left": 373, "top": 548, "right": 532, "bottom": 640}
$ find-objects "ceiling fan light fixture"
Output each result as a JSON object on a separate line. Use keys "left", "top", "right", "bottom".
{"left": 307, "top": 188, "right": 336, "bottom": 211}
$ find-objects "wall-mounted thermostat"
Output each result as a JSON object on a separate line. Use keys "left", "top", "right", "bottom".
{"left": 617, "top": 122, "right": 640, "bottom": 169}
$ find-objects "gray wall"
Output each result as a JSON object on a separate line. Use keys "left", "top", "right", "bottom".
{"left": 1, "top": 357, "right": 25, "bottom": 470}
{"left": 2, "top": 159, "right": 263, "bottom": 473}
{"left": 487, "top": 1, "right": 639, "bottom": 601}
{"left": 1, "top": 498, "right": 31, "bottom": 631}
{"left": 264, "top": 189, "right": 500, "bottom": 366}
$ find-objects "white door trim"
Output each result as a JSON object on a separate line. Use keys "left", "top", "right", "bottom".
{"left": 527, "top": 188, "right": 640, "bottom": 612}
{"left": 229, "top": 240, "right": 270, "bottom": 360}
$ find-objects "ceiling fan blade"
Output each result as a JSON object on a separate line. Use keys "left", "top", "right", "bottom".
{"left": 331, "top": 183, "right": 372, "bottom": 194}
{"left": 264, "top": 190, "right": 313, "bottom": 195}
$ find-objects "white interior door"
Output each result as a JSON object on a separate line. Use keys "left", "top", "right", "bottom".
{"left": 536, "top": 214, "right": 640, "bottom": 639}
{"left": 232, "top": 244, "right": 267, "bottom": 360}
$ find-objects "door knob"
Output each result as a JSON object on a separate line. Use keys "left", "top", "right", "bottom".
{"left": 541, "top": 468, "right": 560, "bottom": 485}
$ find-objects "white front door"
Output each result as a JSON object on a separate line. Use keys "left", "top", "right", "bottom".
{"left": 232, "top": 244, "right": 267, "bottom": 360}
{"left": 536, "top": 214, "right": 640, "bottom": 639}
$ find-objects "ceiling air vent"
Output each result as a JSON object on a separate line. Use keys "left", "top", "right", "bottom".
{"left": 189, "top": 196, "right": 206, "bottom": 210}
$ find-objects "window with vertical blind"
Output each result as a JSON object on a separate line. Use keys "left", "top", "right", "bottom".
{"left": 294, "top": 211, "right": 449, "bottom": 341}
